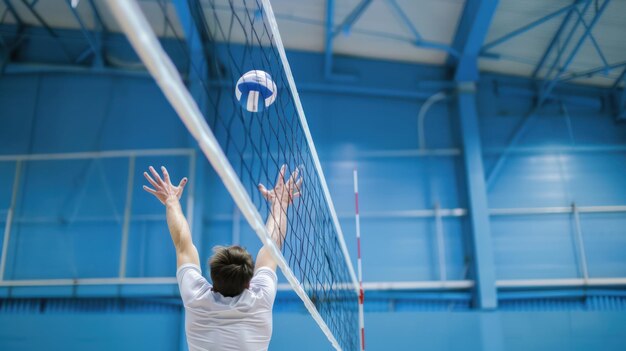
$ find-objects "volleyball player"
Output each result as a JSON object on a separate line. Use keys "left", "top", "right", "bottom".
{"left": 142, "top": 165, "right": 301, "bottom": 351}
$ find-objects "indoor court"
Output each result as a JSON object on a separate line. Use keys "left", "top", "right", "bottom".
{"left": 0, "top": 0, "right": 625, "bottom": 350}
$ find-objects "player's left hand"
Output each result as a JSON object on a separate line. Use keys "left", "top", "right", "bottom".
{"left": 143, "top": 166, "right": 188, "bottom": 205}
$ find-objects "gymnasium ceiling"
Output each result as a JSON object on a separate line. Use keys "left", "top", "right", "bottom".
{"left": 0, "top": 0, "right": 625, "bottom": 88}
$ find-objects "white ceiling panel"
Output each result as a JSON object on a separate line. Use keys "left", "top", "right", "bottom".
{"left": 1, "top": 0, "right": 624, "bottom": 87}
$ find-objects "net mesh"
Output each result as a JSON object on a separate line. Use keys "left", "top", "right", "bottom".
{"left": 158, "top": 0, "right": 359, "bottom": 349}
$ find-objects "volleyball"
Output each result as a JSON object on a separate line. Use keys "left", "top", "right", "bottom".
{"left": 235, "top": 70, "right": 277, "bottom": 112}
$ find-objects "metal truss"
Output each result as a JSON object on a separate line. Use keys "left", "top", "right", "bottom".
{"left": 485, "top": 0, "right": 614, "bottom": 190}
{"left": 324, "top": 0, "right": 458, "bottom": 79}
{"left": 0, "top": 0, "right": 110, "bottom": 73}
{"left": 481, "top": 0, "right": 618, "bottom": 92}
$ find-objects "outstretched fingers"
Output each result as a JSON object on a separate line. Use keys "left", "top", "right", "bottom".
{"left": 276, "top": 164, "right": 286, "bottom": 186}
{"left": 287, "top": 168, "right": 299, "bottom": 186}
{"left": 259, "top": 166, "right": 304, "bottom": 204}
{"left": 149, "top": 166, "right": 164, "bottom": 185}
{"left": 144, "top": 171, "right": 160, "bottom": 189}
{"left": 294, "top": 177, "right": 303, "bottom": 193}
{"left": 258, "top": 183, "right": 271, "bottom": 201}
{"left": 176, "top": 177, "right": 188, "bottom": 197}
{"left": 291, "top": 174, "right": 303, "bottom": 200}
{"left": 161, "top": 166, "right": 172, "bottom": 185}
{"left": 143, "top": 185, "right": 157, "bottom": 195}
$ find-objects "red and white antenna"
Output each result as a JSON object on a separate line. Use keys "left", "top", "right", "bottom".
{"left": 354, "top": 168, "right": 365, "bottom": 351}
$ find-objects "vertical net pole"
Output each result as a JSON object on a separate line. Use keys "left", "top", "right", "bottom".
{"left": 353, "top": 169, "right": 365, "bottom": 351}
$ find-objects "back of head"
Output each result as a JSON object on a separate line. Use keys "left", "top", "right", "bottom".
{"left": 209, "top": 245, "right": 254, "bottom": 297}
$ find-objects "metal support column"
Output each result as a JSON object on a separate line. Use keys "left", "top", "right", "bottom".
{"left": 457, "top": 83, "right": 497, "bottom": 309}
{"left": 449, "top": 0, "right": 499, "bottom": 308}
{"left": 450, "top": 0, "right": 499, "bottom": 81}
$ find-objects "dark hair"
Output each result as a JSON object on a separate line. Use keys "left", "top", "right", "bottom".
{"left": 209, "top": 245, "right": 254, "bottom": 297}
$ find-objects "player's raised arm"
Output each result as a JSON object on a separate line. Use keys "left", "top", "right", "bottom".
{"left": 143, "top": 166, "right": 199, "bottom": 268}
{"left": 255, "top": 165, "right": 302, "bottom": 271}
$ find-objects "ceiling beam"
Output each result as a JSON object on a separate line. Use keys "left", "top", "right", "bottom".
{"left": 450, "top": 0, "right": 499, "bottom": 81}
{"left": 325, "top": 0, "right": 368, "bottom": 80}
{"left": 66, "top": 0, "right": 103, "bottom": 67}
{"left": 572, "top": 5, "right": 609, "bottom": 71}
{"left": 1, "top": 0, "right": 23, "bottom": 26}
{"left": 559, "top": 60, "right": 626, "bottom": 83}
{"left": 87, "top": 0, "right": 108, "bottom": 32}
{"left": 538, "top": 0, "right": 610, "bottom": 105}
{"left": 385, "top": 0, "right": 421, "bottom": 41}
{"left": 532, "top": 0, "right": 584, "bottom": 78}
{"left": 18, "top": 0, "right": 73, "bottom": 60}
{"left": 333, "top": 0, "right": 373, "bottom": 37}
{"left": 481, "top": 2, "right": 577, "bottom": 53}
{"left": 486, "top": 0, "right": 610, "bottom": 196}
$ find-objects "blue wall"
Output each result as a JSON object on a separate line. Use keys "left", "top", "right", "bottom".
{"left": 2, "top": 304, "right": 626, "bottom": 350}
{"left": 0, "top": 74, "right": 191, "bottom": 282}
{"left": 1, "top": 33, "right": 626, "bottom": 349}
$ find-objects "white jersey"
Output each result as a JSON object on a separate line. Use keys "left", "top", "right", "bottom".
{"left": 177, "top": 263, "right": 278, "bottom": 351}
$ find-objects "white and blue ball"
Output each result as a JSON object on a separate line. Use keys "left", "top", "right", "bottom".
{"left": 235, "top": 70, "right": 277, "bottom": 112}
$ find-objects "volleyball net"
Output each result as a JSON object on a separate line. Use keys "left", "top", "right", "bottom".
{"left": 104, "top": 0, "right": 359, "bottom": 349}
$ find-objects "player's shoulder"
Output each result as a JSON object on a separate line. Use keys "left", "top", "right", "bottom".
{"left": 249, "top": 267, "right": 278, "bottom": 304}
{"left": 177, "top": 263, "right": 202, "bottom": 278}
{"left": 251, "top": 267, "right": 278, "bottom": 284}
{"left": 177, "top": 264, "right": 212, "bottom": 307}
